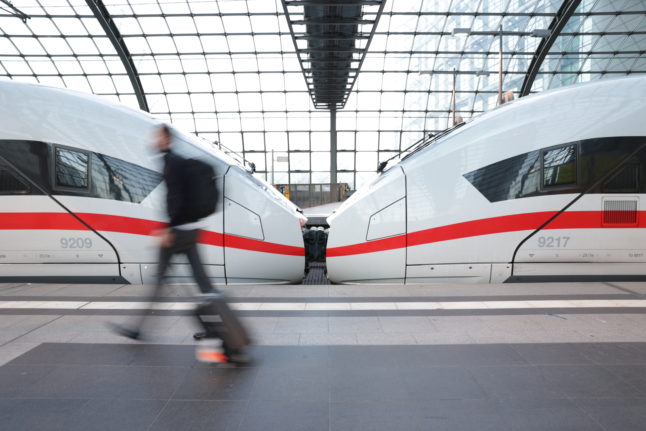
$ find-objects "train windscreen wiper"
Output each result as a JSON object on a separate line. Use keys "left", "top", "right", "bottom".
{"left": 376, "top": 121, "right": 466, "bottom": 173}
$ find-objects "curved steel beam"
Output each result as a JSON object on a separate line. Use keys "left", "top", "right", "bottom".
{"left": 520, "top": 0, "right": 582, "bottom": 97}
{"left": 0, "top": 0, "right": 29, "bottom": 22}
{"left": 85, "top": 0, "right": 149, "bottom": 112}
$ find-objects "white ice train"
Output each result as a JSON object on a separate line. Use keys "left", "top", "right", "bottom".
{"left": 327, "top": 76, "right": 646, "bottom": 284}
{"left": 0, "top": 80, "right": 306, "bottom": 284}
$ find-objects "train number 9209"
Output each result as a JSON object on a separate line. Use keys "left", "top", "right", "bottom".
{"left": 60, "top": 238, "right": 93, "bottom": 249}
{"left": 537, "top": 236, "right": 570, "bottom": 248}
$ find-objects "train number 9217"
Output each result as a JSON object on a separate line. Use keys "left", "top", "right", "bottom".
{"left": 60, "top": 238, "right": 93, "bottom": 249}
{"left": 537, "top": 236, "right": 570, "bottom": 248}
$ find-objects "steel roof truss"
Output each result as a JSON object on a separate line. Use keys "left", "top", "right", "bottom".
{"left": 281, "top": 0, "right": 387, "bottom": 110}
{"left": 85, "top": 0, "right": 149, "bottom": 112}
{"left": 520, "top": 0, "right": 583, "bottom": 96}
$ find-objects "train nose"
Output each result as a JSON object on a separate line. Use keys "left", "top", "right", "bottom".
{"left": 326, "top": 167, "right": 407, "bottom": 284}
{"left": 223, "top": 169, "right": 306, "bottom": 283}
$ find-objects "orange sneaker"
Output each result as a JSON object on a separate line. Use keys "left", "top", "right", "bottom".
{"left": 196, "top": 348, "right": 228, "bottom": 364}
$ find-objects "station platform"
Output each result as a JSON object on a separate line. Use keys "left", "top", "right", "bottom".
{"left": 1, "top": 281, "right": 646, "bottom": 430}
{"left": 302, "top": 201, "right": 343, "bottom": 226}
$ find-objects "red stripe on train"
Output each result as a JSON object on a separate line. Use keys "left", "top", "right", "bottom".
{"left": 326, "top": 211, "right": 646, "bottom": 257}
{"left": 0, "top": 212, "right": 90, "bottom": 231}
{"left": 0, "top": 212, "right": 304, "bottom": 257}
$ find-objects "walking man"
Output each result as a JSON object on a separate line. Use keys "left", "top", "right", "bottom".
{"left": 114, "top": 124, "right": 249, "bottom": 364}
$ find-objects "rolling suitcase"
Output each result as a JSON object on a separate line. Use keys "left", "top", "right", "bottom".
{"left": 195, "top": 294, "right": 251, "bottom": 356}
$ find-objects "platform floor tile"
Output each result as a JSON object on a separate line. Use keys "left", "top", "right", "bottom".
{"left": 0, "top": 342, "right": 645, "bottom": 430}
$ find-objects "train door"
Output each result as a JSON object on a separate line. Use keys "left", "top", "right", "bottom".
{"left": 510, "top": 139, "right": 646, "bottom": 281}
{"left": 0, "top": 146, "right": 121, "bottom": 282}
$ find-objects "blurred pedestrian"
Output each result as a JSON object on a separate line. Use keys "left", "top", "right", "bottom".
{"left": 113, "top": 124, "right": 249, "bottom": 365}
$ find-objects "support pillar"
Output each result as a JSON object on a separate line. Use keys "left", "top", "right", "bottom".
{"left": 498, "top": 24, "right": 503, "bottom": 106}
{"left": 330, "top": 108, "right": 338, "bottom": 186}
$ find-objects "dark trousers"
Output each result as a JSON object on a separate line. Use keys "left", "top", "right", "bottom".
{"left": 154, "top": 228, "right": 214, "bottom": 295}
{"left": 136, "top": 228, "right": 217, "bottom": 334}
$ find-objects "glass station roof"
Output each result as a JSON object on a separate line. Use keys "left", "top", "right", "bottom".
{"left": 1, "top": 0, "right": 645, "bottom": 190}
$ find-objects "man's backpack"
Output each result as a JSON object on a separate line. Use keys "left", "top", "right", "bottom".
{"left": 184, "top": 158, "right": 217, "bottom": 221}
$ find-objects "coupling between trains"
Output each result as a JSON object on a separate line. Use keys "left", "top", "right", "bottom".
{"left": 303, "top": 226, "right": 329, "bottom": 266}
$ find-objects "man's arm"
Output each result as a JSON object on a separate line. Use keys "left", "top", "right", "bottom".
{"left": 166, "top": 154, "right": 189, "bottom": 226}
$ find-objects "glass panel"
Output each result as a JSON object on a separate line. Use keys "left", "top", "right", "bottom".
{"left": 290, "top": 153, "right": 310, "bottom": 170}
{"left": 338, "top": 152, "right": 355, "bottom": 171}
{"left": 356, "top": 132, "right": 379, "bottom": 151}
{"left": 543, "top": 144, "right": 577, "bottom": 188}
{"left": 337, "top": 132, "right": 355, "bottom": 151}
{"left": 312, "top": 152, "right": 330, "bottom": 172}
{"left": 311, "top": 132, "right": 328, "bottom": 151}
{"left": 91, "top": 153, "right": 162, "bottom": 203}
{"left": 244, "top": 153, "right": 266, "bottom": 171}
{"left": 464, "top": 151, "right": 541, "bottom": 202}
{"left": 55, "top": 147, "right": 89, "bottom": 189}
{"left": 312, "top": 172, "right": 330, "bottom": 183}
{"left": 289, "top": 133, "right": 309, "bottom": 151}
{"left": 356, "top": 152, "right": 378, "bottom": 171}
{"left": 243, "top": 133, "right": 264, "bottom": 151}
{"left": 603, "top": 164, "right": 640, "bottom": 193}
{"left": 4, "top": 0, "right": 642, "bottom": 193}
{"left": 0, "top": 168, "right": 28, "bottom": 194}
{"left": 266, "top": 132, "right": 288, "bottom": 151}
{"left": 291, "top": 172, "right": 310, "bottom": 184}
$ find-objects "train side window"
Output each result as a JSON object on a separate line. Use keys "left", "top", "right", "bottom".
{"left": 0, "top": 167, "right": 29, "bottom": 194}
{"left": 602, "top": 163, "right": 640, "bottom": 193}
{"left": 54, "top": 147, "right": 89, "bottom": 190}
{"left": 91, "top": 153, "right": 162, "bottom": 203}
{"left": 542, "top": 144, "right": 577, "bottom": 188}
{"left": 462, "top": 150, "right": 540, "bottom": 202}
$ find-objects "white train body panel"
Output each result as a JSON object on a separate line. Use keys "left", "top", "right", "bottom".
{"left": 326, "top": 167, "right": 406, "bottom": 283}
{"left": 328, "top": 77, "right": 646, "bottom": 284}
{"left": 222, "top": 167, "right": 306, "bottom": 284}
{"left": 0, "top": 80, "right": 305, "bottom": 284}
{"left": 0, "top": 197, "right": 118, "bottom": 264}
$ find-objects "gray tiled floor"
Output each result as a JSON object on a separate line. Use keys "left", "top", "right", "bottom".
{"left": 3, "top": 281, "right": 626, "bottom": 299}
{"left": 1, "top": 281, "right": 646, "bottom": 429}
{"left": 1, "top": 342, "right": 645, "bottom": 430}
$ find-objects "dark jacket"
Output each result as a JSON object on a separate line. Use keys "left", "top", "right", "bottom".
{"left": 163, "top": 150, "right": 191, "bottom": 227}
